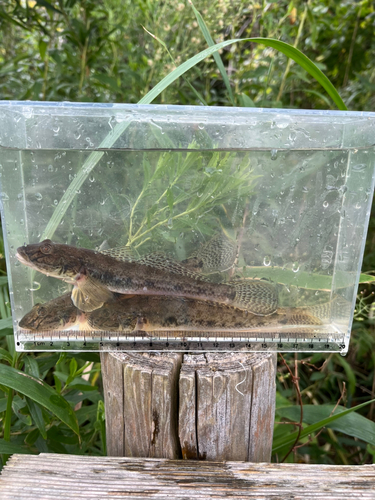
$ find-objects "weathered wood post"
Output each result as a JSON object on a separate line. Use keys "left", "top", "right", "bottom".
{"left": 101, "top": 349, "right": 277, "bottom": 461}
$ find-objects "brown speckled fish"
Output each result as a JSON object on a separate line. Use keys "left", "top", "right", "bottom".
{"left": 19, "top": 292, "right": 323, "bottom": 335}
{"left": 16, "top": 240, "right": 278, "bottom": 315}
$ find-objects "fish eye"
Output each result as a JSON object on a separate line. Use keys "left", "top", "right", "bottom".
{"left": 40, "top": 241, "right": 53, "bottom": 254}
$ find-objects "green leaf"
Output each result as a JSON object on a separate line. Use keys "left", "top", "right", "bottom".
{"left": 0, "top": 439, "right": 33, "bottom": 454}
{"left": 0, "top": 348, "right": 12, "bottom": 364}
{"left": 24, "top": 356, "right": 40, "bottom": 379}
{"left": 92, "top": 74, "right": 119, "bottom": 92}
{"left": 0, "top": 398, "right": 8, "bottom": 412}
{"left": 334, "top": 355, "right": 356, "bottom": 396}
{"left": 38, "top": 40, "right": 48, "bottom": 60}
{"left": 240, "top": 93, "right": 256, "bottom": 107}
{"left": 273, "top": 397, "right": 375, "bottom": 452}
{"left": 0, "top": 317, "right": 13, "bottom": 331}
{"left": 26, "top": 397, "right": 47, "bottom": 439}
{"left": 0, "top": 364, "right": 79, "bottom": 435}
{"left": 359, "top": 273, "right": 375, "bottom": 284}
{"left": 35, "top": 0, "right": 63, "bottom": 14}
{"left": 276, "top": 404, "right": 375, "bottom": 446}
{"left": 189, "top": 0, "right": 235, "bottom": 106}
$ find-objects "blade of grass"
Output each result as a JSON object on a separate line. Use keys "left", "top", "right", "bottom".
{"left": 142, "top": 26, "right": 207, "bottom": 106}
{"left": 0, "top": 363, "right": 79, "bottom": 436}
{"left": 41, "top": 37, "right": 346, "bottom": 241}
{"left": 272, "top": 397, "right": 375, "bottom": 452}
{"left": 188, "top": 0, "right": 235, "bottom": 106}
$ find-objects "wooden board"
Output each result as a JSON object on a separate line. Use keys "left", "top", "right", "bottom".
{"left": 1, "top": 454, "right": 375, "bottom": 499}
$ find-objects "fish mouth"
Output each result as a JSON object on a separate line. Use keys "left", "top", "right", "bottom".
{"left": 16, "top": 246, "right": 42, "bottom": 273}
{"left": 16, "top": 247, "right": 32, "bottom": 266}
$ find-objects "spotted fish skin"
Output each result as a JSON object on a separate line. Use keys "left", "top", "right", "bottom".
{"left": 19, "top": 292, "right": 322, "bottom": 334}
{"left": 16, "top": 240, "right": 278, "bottom": 315}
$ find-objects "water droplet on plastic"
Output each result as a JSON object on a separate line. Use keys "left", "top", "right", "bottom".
{"left": 355, "top": 202, "right": 361, "bottom": 209}
{"left": 89, "top": 176, "right": 95, "bottom": 182}
{"left": 292, "top": 262, "right": 300, "bottom": 273}
{"left": 302, "top": 186, "right": 308, "bottom": 193}
{"left": 20, "top": 219, "right": 24, "bottom": 225}
{"left": 198, "top": 123, "right": 205, "bottom": 130}
{"left": 197, "top": 192, "right": 203, "bottom": 198}
{"left": 74, "top": 132, "right": 81, "bottom": 140}
{"left": 270, "top": 149, "right": 278, "bottom": 160}
{"left": 48, "top": 164, "right": 53, "bottom": 172}
{"left": 29, "top": 281, "right": 41, "bottom": 291}
{"left": 353, "top": 163, "right": 366, "bottom": 171}
{"left": 17, "top": 193, "right": 23, "bottom": 201}
{"left": 54, "top": 200, "right": 58, "bottom": 206}
{"left": 288, "top": 131, "right": 297, "bottom": 144}
{"left": 263, "top": 256, "right": 271, "bottom": 266}
{"left": 323, "top": 200, "right": 329, "bottom": 208}
{"left": 167, "top": 218, "right": 173, "bottom": 229}
{"left": 53, "top": 126, "right": 60, "bottom": 134}
{"left": 35, "top": 193, "right": 43, "bottom": 201}
{"left": 1, "top": 192, "right": 10, "bottom": 202}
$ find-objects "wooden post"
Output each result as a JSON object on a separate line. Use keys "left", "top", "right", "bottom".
{"left": 101, "top": 349, "right": 277, "bottom": 462}
{"left": 101, "top": 351, "right": 182, "bottom": 458}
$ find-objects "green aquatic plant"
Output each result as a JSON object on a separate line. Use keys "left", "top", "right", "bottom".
{"left": 122, "top": 149, "right": 256, "bottom": 250}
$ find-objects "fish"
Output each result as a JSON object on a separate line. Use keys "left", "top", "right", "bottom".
{"left": 16, "top": 239, "right": 278, "bottom": 315}
{"left": 19, "top": 292, "right": 323, "bottom": 336}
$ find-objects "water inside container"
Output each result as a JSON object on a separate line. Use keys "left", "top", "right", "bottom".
{"left": 1, "top": 143, "right": 371, "bottom": 346}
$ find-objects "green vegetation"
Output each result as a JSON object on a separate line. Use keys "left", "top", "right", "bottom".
{"left": 1, "top": 0, "right": 375, "bottom": 467}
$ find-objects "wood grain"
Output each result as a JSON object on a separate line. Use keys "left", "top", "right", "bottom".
{"left": 101, "top": 349, "right": 182, "bottom": 459}
{"left": 102, "top": 347, "right": 276, "bottom": 462}
{"left": 179, "top": 351, "right": 276, "bottom": 462}
{"left": 1, "top": 454, "right": 374, "bottom": 499}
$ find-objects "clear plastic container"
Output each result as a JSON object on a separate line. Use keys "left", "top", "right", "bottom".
{"left": 0, "top": 101, "right": 374, "bottom": 353}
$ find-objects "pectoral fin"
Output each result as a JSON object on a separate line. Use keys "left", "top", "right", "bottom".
{"left": 233, "top": 279, "right": 278, "bottom": 316}
{"left": 72, "top": 273, "right": 114, "bottom": 312}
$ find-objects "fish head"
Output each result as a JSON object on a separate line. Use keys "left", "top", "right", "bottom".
{"left": 19, "top": 294, "right": 78, "bottom": 331}
{"left": 16, "top": 239, "right": 83, "bottom": 281}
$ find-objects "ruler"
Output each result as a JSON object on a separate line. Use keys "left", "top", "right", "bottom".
{"left": 17, "top": 329, "right": 348, "bottom": 353}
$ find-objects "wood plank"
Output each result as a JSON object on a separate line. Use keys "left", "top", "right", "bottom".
{"left": 1, "top": 454, "right": 375, "bottom": 499}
